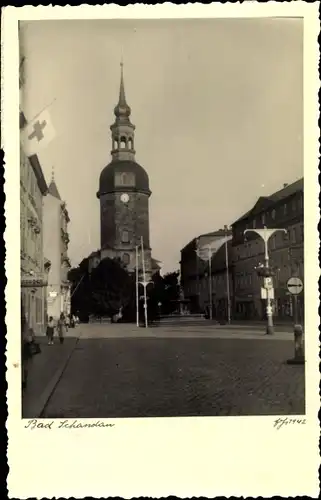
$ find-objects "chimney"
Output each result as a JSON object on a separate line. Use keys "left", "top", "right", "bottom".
{"left": 283, "top": 183, "right": 288, "bottom": 188}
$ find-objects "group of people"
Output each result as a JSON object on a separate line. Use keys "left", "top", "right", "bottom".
{"left": 46, "top": 313, "right": 78, "bottom": 345}
{"left": 21, "top": 307, "right": 79, "bottom": 390}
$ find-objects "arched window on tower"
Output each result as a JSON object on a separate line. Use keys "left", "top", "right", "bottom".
{"left": 123, "top": 253, "right": 130, "bottom": 265}
{"left": 120, "top": 136, "right": 127, "bottom": 149}
{"left": 121, "top": 230, "right": 129, "bottom": 243}
{"left": 128, "top": 138, "right": 133, "bottom": 150}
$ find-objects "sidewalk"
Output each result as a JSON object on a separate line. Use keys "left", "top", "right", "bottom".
{"left": 22, "top": 331, "right": 80, "bottom": 418}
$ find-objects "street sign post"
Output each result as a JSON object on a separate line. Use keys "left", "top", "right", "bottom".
{"left": 287, "top": 277, "right": 303, "bottom": 295}
{"left": 286, "top": 277, "right": 305, "bottom": 365}
{"left": 263, "top": 277, "right": 273, "bottom": 290}
{"left": 261, "top": 288, "right": 274, "bottom": 300}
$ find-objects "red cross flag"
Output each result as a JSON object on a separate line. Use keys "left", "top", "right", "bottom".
{"left": 20, "top": 109, "right": 56, "bottom": 157}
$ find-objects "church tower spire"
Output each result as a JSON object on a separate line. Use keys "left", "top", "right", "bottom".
{"left": 110, "top": 61, "right": 136, "bottom": 162}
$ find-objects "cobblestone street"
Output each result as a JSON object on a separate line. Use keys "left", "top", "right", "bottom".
{"left": 26, "top": 323, "right": 306, "bottom": 419}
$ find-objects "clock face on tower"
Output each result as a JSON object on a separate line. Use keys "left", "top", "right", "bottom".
{"left": 120, "top": 193, "right": 129, "bottom": 203}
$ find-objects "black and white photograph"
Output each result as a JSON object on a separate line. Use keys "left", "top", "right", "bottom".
{"left": 19, "top": 15, "right": 307, "bottom": 420}
{"left": 4, "top": 3, "right": 319, "bottom": 499}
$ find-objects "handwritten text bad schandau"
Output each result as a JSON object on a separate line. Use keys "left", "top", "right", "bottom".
{"left": 25, "top": 419, "right": 115, "bottom": 430}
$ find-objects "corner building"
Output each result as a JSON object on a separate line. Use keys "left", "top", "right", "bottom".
{"left": 96, "top": 64, "right": 152, "bottom": 278}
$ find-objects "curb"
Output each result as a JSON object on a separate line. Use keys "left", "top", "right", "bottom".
{"left": 23, "top": 336, "right": 80, "bottom": 418}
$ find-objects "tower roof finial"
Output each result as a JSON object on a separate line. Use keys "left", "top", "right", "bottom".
{"left": 114, "top": 59, "right": 131, "bottom": 119}
{"left": 119, "top": 57, "right": 126, "bottom": 105}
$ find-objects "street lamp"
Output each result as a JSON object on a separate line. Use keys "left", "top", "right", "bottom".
{"left": 196, "top": 245, "right": 213, "bottom": 320}
{"left": 244, "top": 226, "right": 287, "bottom": 335}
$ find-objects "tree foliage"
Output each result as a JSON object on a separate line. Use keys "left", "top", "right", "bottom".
{"left": 148, "top": 270, "right": 180, "bottom": 316}
{"left": 68, "top": 259, "right": 181, "bottom": 323}
{"left": 90, "top": 257, "right": 135, "bottom": 318}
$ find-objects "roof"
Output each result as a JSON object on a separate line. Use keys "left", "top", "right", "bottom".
{"left": 48, "top": 180, "right": 61, "bottom": 200}
{"left": 151, "top": 258, "right": 161, "bottom": 270}
{"left": 28, "top": 155, "right": 48, "bottom": 195}
{"left": 232, "top": 178, "right": 303, "bottom": 225}
{"left": 97, "top": 159, "right": 150, "bottom": 197}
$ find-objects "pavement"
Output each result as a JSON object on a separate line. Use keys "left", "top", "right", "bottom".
{"left": 21, "top": 322, "right": 305, "bottom": 419}
{"left": 22, "top": 330, "right": 80, "bottom": 418}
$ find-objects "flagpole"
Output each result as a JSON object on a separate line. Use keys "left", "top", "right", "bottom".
{"left": 140, "top": 236, "right": 148, "bottom": 328}
{"left": 135, "top": 245, "right": 139, "bottom": 327}
{"left": 224, "top": 225, "right": 231, "bottom": 324}
{"left": 28, "top": 97, "right": 57, "bottom": 123}
{"left": 70, "top": 273, "right": 85, "bottom": 299}
{"left": 208, "top": 247, "right": 213, "bottom": 320}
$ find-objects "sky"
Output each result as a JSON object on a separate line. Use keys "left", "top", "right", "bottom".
{"left": 20, "top": 18, "right": 303, "bottom": 274}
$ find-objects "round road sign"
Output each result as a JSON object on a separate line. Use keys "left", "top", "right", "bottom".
{"left": 287, "top": 277, "right": 303, "bottom": 295}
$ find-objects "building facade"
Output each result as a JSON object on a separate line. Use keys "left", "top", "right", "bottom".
{"left": 95, "top": 63, "right": 157, "bottom": 279}
{"left": 43, "top": 176, "right": 71, "bottom": 320}
{"left": 198, "top": 239, "right": 233, "bottom": 321}
{"left": 180, "top": 229, "right": 232, "bottom": 313}
{"left": 231, "top": 179, "right": 304, "bottom": 321}
{"left": 20, "top": 148, "right": 48, "bottom": 334}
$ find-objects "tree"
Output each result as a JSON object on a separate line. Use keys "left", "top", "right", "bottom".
{"left": 90, "top": 257, "right": 135, "bottom": 319}
{"left": 68, "top": 258, "right": 91, "bottom": 321}
{"left": 149, "top": 270, "right": 180, "bottom": 316}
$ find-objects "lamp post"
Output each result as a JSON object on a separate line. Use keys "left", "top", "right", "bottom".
{"left": 195, "top": 244, "right": 214, "bottom": 320}
{"left": 244, "top": 226, "right": 287, "bottom": 335}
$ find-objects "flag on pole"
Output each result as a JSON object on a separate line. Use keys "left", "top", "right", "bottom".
{"left": 20, "top": 108, "right": 56, "bottom": 157}
{"left": 196, "top": 235, "right": 232, "bottom": 261}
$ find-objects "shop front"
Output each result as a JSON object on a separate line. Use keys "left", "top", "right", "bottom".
{"left": 21, "top": 273, "right": 48, "bottom": 335}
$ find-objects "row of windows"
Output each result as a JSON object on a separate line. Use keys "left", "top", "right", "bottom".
{"left": 235, "top": 225, "right": 304, "bottom": 260}
{"left": 249, "top": 196, "right": 303, "bottom": 229}
{"left": 20, "top": 216, "right": 42, "bottom": 264}
{"left": 20, "top": 149, "right": 42, "bottom": 216}
{"left": 112, "top": 137, "right": 134, "bottom": 150}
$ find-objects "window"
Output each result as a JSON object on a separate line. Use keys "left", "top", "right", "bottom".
{"left": 36, "top": 297, "right": 42, "bottom": 323}
{"left": 298, "top": 196, "right": 303, "bottom": 211}
{"left": 270, "top": 235, "right": 276, "bottom": 250}
{"left": 271, "top": 209, "right": 276, "bottom": 220}
{"left": 291, "top": 199, "right": 296, "bottom": 212}
{"left": 115, "top": 171, "right": 135, "bottom": 187}
{"left": 253, "top": 219, "right": 256, "bottom": 229}
{"left": 123, "top": 253, "right": 130, "bottom": 265}
{"left": 120, "top": 136, "right": 127, "bottom": 149}
{"left": 261, "top": 213, "right": 265, "bottom": 225}
{"left": 300, "top": 224, "right": 304, "bottom": 242}
{"left": 291, "top": 228, "right": 296, "bottom": 244}
{"left": 284, "top": 204, "right": 287, "bottom": 216}
{"left": 121, "top": 230, "right": 129, "bottom": 243}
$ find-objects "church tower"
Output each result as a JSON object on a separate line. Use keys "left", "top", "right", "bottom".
{"left": 97, "top": 63, "right": 152, "bottom": 276}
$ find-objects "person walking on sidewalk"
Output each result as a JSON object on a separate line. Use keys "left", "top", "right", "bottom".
{"left": 57, "top": 313, "right": 66, "bottom": 344}
{"left": 46, "top": 316, "right": 55, "bottom": 345}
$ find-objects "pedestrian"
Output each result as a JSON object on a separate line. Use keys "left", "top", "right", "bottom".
{"left": 57, "top": 313, "right": 66, "bottom": 344}
{"left": 65, "top": 314, "right": 70, "bottom": 331}
{"left": 46, "top": 316, "right": 55, "bottom": 345}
